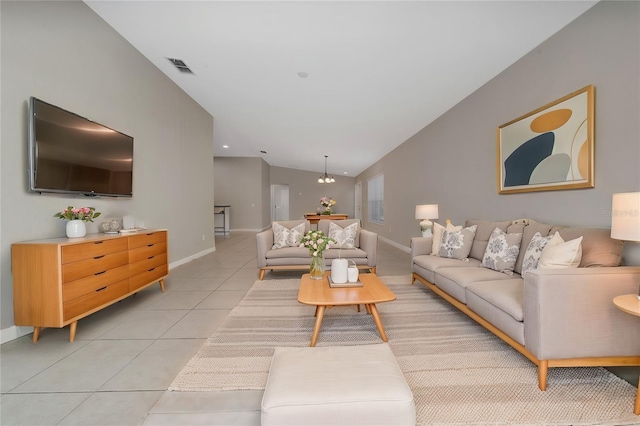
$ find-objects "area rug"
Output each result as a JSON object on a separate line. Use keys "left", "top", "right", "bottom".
{"left": 169, "top": 275, "right": 639, "bottom": 425}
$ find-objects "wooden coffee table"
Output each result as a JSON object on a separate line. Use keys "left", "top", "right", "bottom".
{"left": 298, "top": 272, "right": 397, "bottom": 347}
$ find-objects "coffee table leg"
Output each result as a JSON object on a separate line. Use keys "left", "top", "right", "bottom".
{"left": 368, "top": 304, "right": 388, "bottom": 342}
{"left": 310, "top": 305, "right": 325, "bottom": 347}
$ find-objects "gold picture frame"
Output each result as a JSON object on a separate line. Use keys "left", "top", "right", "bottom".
{"left": 497, "top": 85, "right": 594, "bottom": 194}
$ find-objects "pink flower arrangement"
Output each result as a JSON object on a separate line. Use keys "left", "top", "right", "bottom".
{"left": 320, "top": 197, "right": 336, "bottom": 208}
{"left": 53, "top": 206, "right": 101, "bottom": 222}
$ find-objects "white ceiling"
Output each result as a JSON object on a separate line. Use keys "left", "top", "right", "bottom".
{"left": 85, "top": 1, "right": 596, "bottom": 177}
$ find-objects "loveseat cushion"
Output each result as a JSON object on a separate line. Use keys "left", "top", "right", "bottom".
{"left": 272, "top": 222, "right": 306, "bottom": 249}
{"left": 465, "top": 220, "right": 511, "bottom": 261}
{"left": 465, "top": 279, "right": 525, "bottom": 345}
{"left": 434, "top": 266, "right": 513, "bottom": 304}
{"left": 325, "top": 248, "right": 368, "bottom": 260}
{"left": 557, "top": 227, "right": 623, "bottom": 267}
{"left": 266, "top": 247, "right": 310, "bottom": 259}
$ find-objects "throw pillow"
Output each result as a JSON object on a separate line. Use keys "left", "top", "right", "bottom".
{"left": 521, "top": 232, "right": 553, "bottom": 276}
{"left": 538, "top": 232, "right": 583, "bottom": 269}
{"left": 328, "top": 221, "right": 359, "bottom": 249}
{"left": 272, "top": 222, "right": 306, "bottom": 249}
{"left": 430, "top": 221, "right": 461, "bottom": 257}
{"left": 439, "top": 225, "right": 477, "bottom": 260}
{"left": 481, "top": 228, "right": 523, "bottom": 275}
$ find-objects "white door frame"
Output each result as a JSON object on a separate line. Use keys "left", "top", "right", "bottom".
{"left": 354, "top": 181, "right": 362, "bottom": 221}
{"left": 271, "top": 184, "right": 290, "bottom": 221}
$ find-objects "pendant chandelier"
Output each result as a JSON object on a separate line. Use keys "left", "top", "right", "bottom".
{"left": 318, "top": 155, "right": 335, "bottom": 184}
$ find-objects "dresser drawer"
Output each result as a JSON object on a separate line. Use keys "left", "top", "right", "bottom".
{"left": 129, "top": 254, "right": 167, "bottom": 277}
{"left": 129, "top": 242, "right": 167, "bottom": 263}
{"left": 63, "top": 265, "right": 130, "bottom": 302}
{"left": 62, "top": 251, "right": 129, "bottom": 283}
{"left": 129, "top": 231, "right": 167, "bottom": 250}
{"left": 130, "top": 264, "right": 168, "bottom": 291}
{"left": 62, "top": 238, "right": 129, "bottom": 264}
{"left": 63, "top": 279, "right": 129, "bottom": 321}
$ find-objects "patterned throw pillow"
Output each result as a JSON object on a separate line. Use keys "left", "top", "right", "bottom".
{"left": 430, "top": 222, "right": 461, "bottom": 257}
{"left": 481, "top": 228, "right": 523, "bottom": 275}
{"left": 521, "top": 232, "right": 553, "bottom": 276}
{"left": 439, "top": 225, "right": 477, "bottom": 260}
{"left": 328, "top": 221, "right": 358, "bottom": 249}
{"left": 272, "top": 222, "right": 305, "bottom": 249}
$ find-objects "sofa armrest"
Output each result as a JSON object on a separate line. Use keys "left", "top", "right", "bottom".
{"left": 359, "top": 229, "right": 378, "bottom": 267}
{"left": 411, "top": 237, "right": 433, "bottom": 258}
{"left": 523, "top": 266, "right": 640, "bottom": 360}
{"left": 256, "top": 230, "right": 273, "bottom": 268}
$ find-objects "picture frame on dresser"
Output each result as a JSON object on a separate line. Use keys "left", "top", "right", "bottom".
{"left": 497, "top": 85, "right": 595, "bottom": 194}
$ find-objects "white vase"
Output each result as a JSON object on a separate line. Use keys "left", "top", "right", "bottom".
{"left": 331, "top": 258, "right": 348, "bottom": 284}
{"left": 66, "top": 220, "right": 86, "bottom": 238}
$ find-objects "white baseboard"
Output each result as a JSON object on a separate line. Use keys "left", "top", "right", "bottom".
{"left": 1, "top": 325, "right": 34, "bottom": 344}
{"left": 1, "top": 247, "right": 218, "bottom": 345}
{"left": 378, "top": 235, "right": 411, "bottom": 253}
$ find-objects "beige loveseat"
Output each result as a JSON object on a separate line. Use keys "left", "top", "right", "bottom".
{"left": 257, "top": 219, "right": 377, "bottom": 280}
{"left": 411, "top": 219, "right": 640, "bottom": 391}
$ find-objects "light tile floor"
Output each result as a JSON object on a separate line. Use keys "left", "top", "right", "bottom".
{"left": 1, "top": 232, "right": 637, "bottom": 425}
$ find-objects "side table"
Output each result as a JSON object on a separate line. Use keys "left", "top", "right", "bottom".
{"left": 613, "top": 294, "right": 640, "bottom": 415}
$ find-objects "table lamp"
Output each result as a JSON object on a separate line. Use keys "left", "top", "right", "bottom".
{"left": 415, "top": 204, "right": 439, "bottom": 237}
{"left": 610, "top": 192, "right": 640, "bottom": 299}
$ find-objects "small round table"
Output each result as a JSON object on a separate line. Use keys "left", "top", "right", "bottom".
{"left": 613, "top": 294, "right": 640, "bottom": 415}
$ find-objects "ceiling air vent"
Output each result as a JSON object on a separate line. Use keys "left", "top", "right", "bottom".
{"left": 167, "top": 58, "right": 194, "bottom": 74}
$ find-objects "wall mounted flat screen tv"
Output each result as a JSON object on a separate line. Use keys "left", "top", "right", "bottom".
{"left": 28, "top": 97, "right": 133, "bottom": 197}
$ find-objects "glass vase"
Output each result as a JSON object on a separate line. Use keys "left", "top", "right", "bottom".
{"left": 309, "top": 251, "right": 325, "bottom": 280}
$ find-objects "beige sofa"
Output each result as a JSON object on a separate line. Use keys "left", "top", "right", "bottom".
{"left": 411, "top": 219, "right": 640, "bottom": 391}
{"left": 257, "top": 219, "right": 377, "bottom": 280}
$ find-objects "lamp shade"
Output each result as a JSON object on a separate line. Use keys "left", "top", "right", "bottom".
{"left": 611, "top": 192, "right": 640, "bottom": 241}
{"left": 415, "top": 204, "right": 439, "bottom": 220}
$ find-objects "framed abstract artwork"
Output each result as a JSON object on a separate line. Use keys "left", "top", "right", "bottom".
{"left": 497, "top": 85, "right": 594, "bottom": 194}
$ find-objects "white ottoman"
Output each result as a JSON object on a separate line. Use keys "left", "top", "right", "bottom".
{"left": 261, "top": 343, "right": 415, "bottom": 426}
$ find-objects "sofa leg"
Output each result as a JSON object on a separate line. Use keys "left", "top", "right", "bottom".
{"left": 259, "top": 269, "right": 265, "bottom": 280}
{"left": 538, "top": 360, "right": 548, "bottom": 391}
{"left": 370, "top": 267, "right": 377, "bottom": 274}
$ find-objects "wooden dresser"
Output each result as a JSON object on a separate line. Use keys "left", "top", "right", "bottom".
{"left": 12, "top": 230, "right": 168, "bottom": 342}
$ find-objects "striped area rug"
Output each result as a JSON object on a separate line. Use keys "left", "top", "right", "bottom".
{"left": 169, "top": 275, "right": 639, "bottom": 425}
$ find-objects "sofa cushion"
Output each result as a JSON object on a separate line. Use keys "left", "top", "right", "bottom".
{"left": 521, "top": 232, "right": 553, "bottom": 276}
{"left": 413, "top": 255, "right": 482, "bottom": 283}
{"left": 327, "top": 221, "right": 358, "bottom": 249}
{"left": 465, "top": 279, "right": 525, "bottom": 345}
{"left": 439, "top": 225, "right": 477, "bottom": 260}
{"left": 434, "top": 266, "right": 513, "bottom": 304}
{"left": 557, "top": 227, "right": 623, "bottom": 267}
{"left": 266, "top": 247, "right": 310, "bottom": 259}
{"left": 318, "top": 219, "right": 361, "bottom": 247}
{"left": 272, "top": 222, "right": 306, "bottom": 249}
{"left": 325, "top": 248, "right": 368, "bottom": 260}
{"left": 539, "top": 232, "right": 582, "bottom": 269}
{"left": 514, "top": 219, "right": 554, "bottom": 275}
{"left": 481, "top": 228, "right": 522, "bottom": 275}
{"left": 465, "top": 220, "right": 511, "bottom": 261}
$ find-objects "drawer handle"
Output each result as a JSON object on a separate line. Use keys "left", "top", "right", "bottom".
{"left": 148, "top": 256, "right": 155, "bottom": 260}
{"left": 94, "top": 271, "right": 106, "bottom": 276}
{"left": 147, "top": 244, "right": 154, "bottom": 247}
{"left": 94, "top": 241, "right": 104, "bottom": 245}
{"left": 96, "top": 286, "right": 107, "bottom": 292}
{"left": 94, "top": 255, "right": 105, "bottom": 259}
{"left": 146, "top": 233, "right": 154, "bottom": 236}
{"left": 148, "top": 267, "right": 156, "bottom": 272}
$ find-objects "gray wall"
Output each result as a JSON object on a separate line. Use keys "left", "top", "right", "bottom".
{"left": 1, "top": 1, "right": 215, "bottom": 335}
{"left": 270, "top": 166, "right": 356, "bottom": 220}
{"left": 357, "top": 1, "right": 640, "bottom": 263}
{"left": 214, "top": 157, "right": 271, "bottom": 231}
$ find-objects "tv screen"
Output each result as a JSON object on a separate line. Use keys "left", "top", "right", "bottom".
{"left": 28, "top": 97, "right": 133, "bottom": 197}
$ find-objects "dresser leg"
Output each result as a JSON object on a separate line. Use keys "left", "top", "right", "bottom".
{"left": 32, "top": 327, "right": 41, "bottom": 343}
{"left": 69, "top": 321, "right": 78, "bottom": 342}
{"left": 159, "top": 279, "right": 166, "bottom": 292}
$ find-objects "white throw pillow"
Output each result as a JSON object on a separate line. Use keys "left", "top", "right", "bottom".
{"left": 538, "top": 232, "right": 583, "bottom": 269}
{"left": 481, "top": 228, "right": 522, "bottom": 275}
{"left": 272, "top": 222, "right": 306, "bottom": 249}
{"left": 327, "top": 222, "right": 358, "bottom": 249}
{"left": 521, "top": 232, "right": 553, "bottom": 276}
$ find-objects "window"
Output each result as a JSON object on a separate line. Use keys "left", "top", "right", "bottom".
{"left": 367, "top": 174, "right": 384, "bottom": 224}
